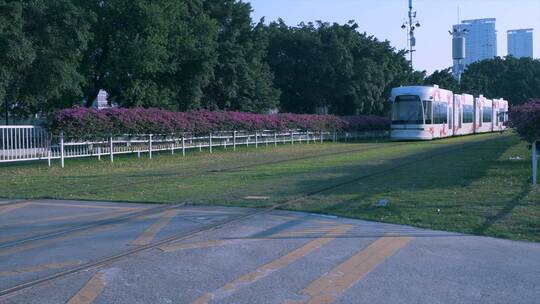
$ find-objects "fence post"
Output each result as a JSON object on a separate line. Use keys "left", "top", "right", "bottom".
{"left": 209, "top": 133, "right": 213, "bottom": 154}
{"left": 274, "top": 132, "right": 277, "bottom": 147}
{"left": 291, "top": 130, "right": 294, "bottom": 145}
{"left": 320, "top": 131, "right": 323, "bottom": 143}
{"left": 233, "top": 131, "right": 237, "bottom": 151}
{"left": 533, "top": 141, "right": 538, "bottom": 186}
{"left": 182, "top": 135, "right": 186, "bottom": 157}
{"left": 97, "top": 146, "right": 101, "bottom": 160}
{"left": 306, "top": 131, "right": 309, "bottom": 144}
{"left": 60, "top": 132, "right": 65, "bottom": 168}
{"left": 47, "top": 148, "right": 51, "bottom": 167}
{"left": 109, "top": 136, "right": 114, "bottom": 163}
{"left": 255, "top": 132, "right": 258, "bottom": 149}
{"left": 333, "top": 131, "right": 337, "bottom": 143}
{"left": 149, "top": 134, "right": 153, "bottom": 159}
{"left": 171, "top": 137, "right": 175, "bottom": 155}
{"left": 246, "top": 134, "right": 249, "bottom": 147}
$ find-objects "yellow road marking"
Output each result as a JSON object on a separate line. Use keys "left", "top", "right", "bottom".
{"left": 160, "top": 240, "right": 237, "bottom": 252}
{"left": 191, "top": 225, "right": 354, "bottom": 304}
{"left": 0, "top": 260, "right": 82, "bottom": 277}
{"left": 176, "top": 209, "right": 240, "bottom": 215}
{"left": 66, "top": 271, "right": 106, "bottom": 304}
{"left": 160, "top": 225, "right": 341, "bottom": 252}
{"left": 273, "top": 227, "right": 338, "bottom": 238}
{"left": 0, "top": 203, "right": 30, "bottom": 215}
{"left": 130, "top": 210, "right": 179, "bottom": 246}
{"left": 271, "top": 215, "right": 335, "bottom": 225}
{"left": 285, "top": 235, "right": 413, "bottom": 304}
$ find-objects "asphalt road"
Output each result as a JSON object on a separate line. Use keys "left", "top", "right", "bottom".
{"left": 0, "top": 199, "right": 538, "bottom": 304}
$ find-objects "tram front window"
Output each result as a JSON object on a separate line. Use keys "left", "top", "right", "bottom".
{"left": 392, "top": 95, "right": 425, "bottom": 124}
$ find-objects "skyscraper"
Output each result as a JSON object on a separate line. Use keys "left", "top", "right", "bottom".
{"left": 452, "top": 18, "right": 497, "bottom": 78}
{"left": 507, "top": 29, "right": 533, "bottom": 58}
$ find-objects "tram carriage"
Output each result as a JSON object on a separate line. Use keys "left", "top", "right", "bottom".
{"left": 453, "top": 93, "right": 475, "bottom": 136}
{"left": 390, "top": 85, "right": 508, "bottom": 141}
{"left": 493, "top": 98, "right": 509, "bottom": 132}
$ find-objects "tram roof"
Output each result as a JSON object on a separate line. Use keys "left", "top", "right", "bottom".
{"left": 390, "top": 86, "right": 453, "bottom": 101}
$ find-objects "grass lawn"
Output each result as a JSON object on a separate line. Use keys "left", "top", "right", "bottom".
{"left": 1, "top": 132, "right": 538, "bottom": 241}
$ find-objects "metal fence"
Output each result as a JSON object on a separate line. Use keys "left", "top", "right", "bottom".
{"left": 0, "top": 126, "right": 50, "bottom": 163}
{"left": 0, "top": 126, "right": 388, "bottom": 168}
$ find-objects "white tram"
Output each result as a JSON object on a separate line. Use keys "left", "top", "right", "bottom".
{"left": 390, "top": 85, "right": 508, "bottom": 140}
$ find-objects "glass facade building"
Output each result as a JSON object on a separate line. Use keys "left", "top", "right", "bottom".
{"left": 507, "top": 29, "right": 533, "bottom": 58}
{"left": 452, "top": 18, "right": 497, "bottom": 78}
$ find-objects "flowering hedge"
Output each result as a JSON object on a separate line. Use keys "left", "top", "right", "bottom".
{"left": 508, "top": 99, "right": 540, "bottom": 143}
{"left": 45, "top": 107, "right": 390, "bottom": 139}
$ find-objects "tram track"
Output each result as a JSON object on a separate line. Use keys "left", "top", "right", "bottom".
{"left": 0, "top": 134, "right": 506, "bottom": 299}
{"left": 0, "top": 142, "right": 401, "bottom": 252}
{"left": 0, "top": 203, "right": 185, "bottom": 249}
{"left": 59, "top": 141, "right": 405, "bottom": 197}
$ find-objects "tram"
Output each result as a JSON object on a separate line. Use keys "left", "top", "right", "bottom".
{"left": 390, "top": 85, "right": 508, "bottom": 140}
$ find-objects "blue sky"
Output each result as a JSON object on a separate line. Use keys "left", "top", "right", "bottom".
{"left": 249, "top": 0, "right": 540, "bottom": 74}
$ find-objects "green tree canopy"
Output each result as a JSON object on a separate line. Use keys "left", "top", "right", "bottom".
{"left": 424, "top": 68, "right": 459, "bottom": 93}
{"left": 461, "top": 56, "right": 540, "bottom": 106}
{"left": 201, "top": 0, "right": 280, "bottom": 113}
{"left": 80, "top": 0, "right": 218, "bottom": 111}
{"left": 265, "top": 20, "right": 421, "bottom": 116}
{"left": 0, "top": 0, "right": 92, "bottom": 118}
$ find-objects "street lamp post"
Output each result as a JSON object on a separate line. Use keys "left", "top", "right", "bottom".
{"left": 401, "top": 0, "right": 420, "bottom": 68}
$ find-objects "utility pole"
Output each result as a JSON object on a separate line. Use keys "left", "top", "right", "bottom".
{"left": 402, "top": 0, "right": 420, "bottom": 69}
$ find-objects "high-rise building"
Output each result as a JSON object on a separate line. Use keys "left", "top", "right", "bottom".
{"left": 452, "top": 18, "right": 497, "bottom": 78}
{"left": 507, "top": 29, "right": 533, "bottom": 58}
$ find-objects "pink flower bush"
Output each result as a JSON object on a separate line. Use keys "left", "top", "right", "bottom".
{"left": 508, "top": 100, "right": 540, "bottom": 143}
{"left": 46, "top": 107, "right": 389, "bottom": 139}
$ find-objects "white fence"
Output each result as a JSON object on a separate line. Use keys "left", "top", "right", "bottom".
{"left": 0, "top": 126, "right": 388, "bottom": 168}
{"left": 0, "top": 126, "right": 50, "bottom": 162}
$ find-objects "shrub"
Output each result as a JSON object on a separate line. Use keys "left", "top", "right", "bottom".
{"left": 45, "top": 107, "right": 389, "bottom": 139}
{"left": 508, "top": 99, "right": 540, "bottom": 143}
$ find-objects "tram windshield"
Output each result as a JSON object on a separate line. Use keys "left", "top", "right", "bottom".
{"left": 392, "top": 95, "right": 426, "bottom": 124}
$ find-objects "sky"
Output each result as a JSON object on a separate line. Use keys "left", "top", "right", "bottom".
{"left": 248, "top": 0, "right": 540, "bottom": 74}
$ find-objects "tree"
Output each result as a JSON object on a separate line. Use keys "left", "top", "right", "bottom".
{"left": 0, "top": 0, "right": 92, "bottom": 120}
{"left": 201, "top": 0, "right": 280, "bottom": 113}
{"left": 424, "top": 68, "right": 459, "bottom": 92}
{"left": 0, "top": 1, "right": 34, "bottom": 123}
{"left": 265, "top": 20, "right": 420, "bottom": 115}
{"left": 461, "top": 56, "right": 540, "bottom": 106}
{"left": 80, "top": 0, "right": 218, "bottom": 110}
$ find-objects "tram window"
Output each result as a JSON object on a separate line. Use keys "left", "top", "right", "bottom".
{"left": 458, "top": 106, "right": 463, "bottom": 128}
{"left": 423, "top": 101, "right": 432, "bottom": 124}
{"left": 392, "top": 95, "right": 423, "bottom": 124}
{"left": 463, "top": 105, "right": 473, "bottom": 123}
{"left": 482, "top": 107, "right": 492, "bottom": 123}
{"left": 433, "top": 102, "right": 448, "bottom": 124}
{"left": 449, "top": 107, "right": 453, "bottom": 129}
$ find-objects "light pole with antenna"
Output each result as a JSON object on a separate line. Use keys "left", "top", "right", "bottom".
{"left": 401, "top": 0, "right": 420, "bottom": 69}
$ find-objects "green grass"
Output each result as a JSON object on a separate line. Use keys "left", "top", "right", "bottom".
{"left": 1, "top": 133, "right": 539, "bottom": 241}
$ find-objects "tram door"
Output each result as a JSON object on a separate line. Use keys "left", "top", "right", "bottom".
{"left": 448, "top": 104, "right": 453, "bottom": 136}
